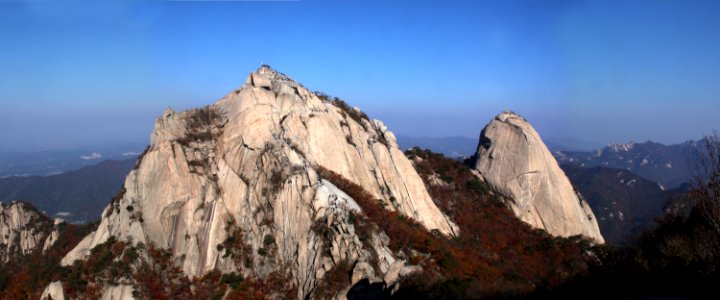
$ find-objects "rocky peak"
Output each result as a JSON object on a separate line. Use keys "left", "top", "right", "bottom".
{"left": 257, "top": 64, "right": 296, "bottom": 83}
{"left": 59, "top": 66, "right": 457, "bottom": 299}
{"left": 470, "top": 112, "right": 604, "bottom": 243}
{"left": 494, "top": 110, "right": 525, "bottom": 123}
{"left": 0, "top": 201, "right": 55, "bottom": 263}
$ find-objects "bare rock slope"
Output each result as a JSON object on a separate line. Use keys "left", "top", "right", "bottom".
{"left": 0, "top": 201, "right": 58, "bottom": 263}
{"left": 470, "top": 111, "right": 604, "bottom": 242}
{"left": 60, "top": 66, "right": 457, "bottom": 299}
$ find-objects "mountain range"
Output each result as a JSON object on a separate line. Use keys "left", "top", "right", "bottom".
{"left": 395, "top": 136, "right": 602, "bottom": 159}
{"left": 0, "top": 139, "right": 701, "bottom": 245}
{"left": 554, "top": 140, "right": 702, "bottom": 189}
{"left": 0, "top": 66, "right": 711, "bottom": 300}
{"left": 0, "top": 139, "right": 701, "bottom": 242}
{"left": 552, "top": 140, "right": 703, "bottom": 244}
{"left": 0, "top": 66, "right": 609, "bottom": 299}
{"left": 395, "top": 136, "right": 476, "bottom": 158}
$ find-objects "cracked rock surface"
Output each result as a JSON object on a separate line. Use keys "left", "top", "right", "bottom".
{"left": 58, "top": 66, "right": 457, "bottom": 299}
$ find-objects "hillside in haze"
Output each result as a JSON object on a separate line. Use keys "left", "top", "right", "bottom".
{"left": 0, "top": 144, "right": 143, "bottom": 178}
{"left": 0, "top": 158, "right": 136, "bottom": 222}
{"left": 395, "top": 135, "right": 600, "bottom": 159}
{"left": 396, "top": 136, "right": 477, "bottom": 158}
{"left": 554, "top": 140, "right": 701, "bottom": 189}
{"left": 562, "top": 164, "right": 674, "bottom": 244}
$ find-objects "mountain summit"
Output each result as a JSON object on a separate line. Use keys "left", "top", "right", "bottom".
{"left": 469, "top": 111, "right": 604, "bottom": 242}
{"left": 57, "top": 66, "right": 457, "bottom": 298}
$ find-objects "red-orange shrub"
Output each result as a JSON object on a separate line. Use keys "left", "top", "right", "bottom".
{"left": 316, "top": 148, "right": 594, "bottom": 298}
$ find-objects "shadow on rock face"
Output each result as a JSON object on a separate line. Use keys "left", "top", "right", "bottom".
{"left": 347, "top": 278, "right": 389, "bottom": 300}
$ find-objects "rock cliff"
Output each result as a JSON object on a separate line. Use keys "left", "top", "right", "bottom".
{"left": 469, "top": 111, "right": 604, "bottom": 242}
{"left": 0, "top": 201, "right": 57, "bottom": 263}
{"left": 59, "top": 66, "right": 457, "bottom": 299}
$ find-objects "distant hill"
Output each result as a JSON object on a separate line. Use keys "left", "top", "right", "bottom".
{"left": 0, "top": 159, "right": 135, "bottom": 222}
{"left": 555, "top": 140, "right": 701, "bottom": 188}
{"left": 0, "top": 143, "right": 144, "bottom": 177}
{"left": 561, "top": 164, "right": 684, "bottom": 245}
{"left": 396, "top": 135, "right": 599, "bottom": 159}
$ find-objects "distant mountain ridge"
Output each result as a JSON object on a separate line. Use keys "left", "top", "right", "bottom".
{"left": 396, "top": 135, "right": 600, "bottom": 159}
{"left": 554, "top": 140, "right": 702, "bottom": 188}
{"left": 0, "top": 159, "right": 136, "bottom": 222}
{"left": 0, "top": 143, "right": 144, "bottom": 178}
{"left": 396, "top": 135, "right": 477, "bottom": 158}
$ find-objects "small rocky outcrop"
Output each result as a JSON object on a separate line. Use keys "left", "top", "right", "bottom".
{"left": 469, "top": 111, "right": 604, "bottom": 243}
{"left": 58, "top": 66, "right": 458, "bottom": 299}
{"left": 41, "top": 281, "right": 66, "bottom": 300}
{"left": 0, "top": 201, "right": 56, "bottom": 263}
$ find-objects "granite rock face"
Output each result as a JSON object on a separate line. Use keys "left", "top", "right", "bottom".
{"left": 59, "top": 66, "right": 457, "bottom": 299}
{"left": 41, "top": 281, "right": 67, "bottom": 300}
{"left": 470, "top": 111, "right": 604, "bottom": 243}
{"left": 0, "top": 201, "right": 55, "bottom": 263}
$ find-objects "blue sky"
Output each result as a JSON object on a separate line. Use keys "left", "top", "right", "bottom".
{"left": 1, "top": 0, "right": 719, "bottom": 151}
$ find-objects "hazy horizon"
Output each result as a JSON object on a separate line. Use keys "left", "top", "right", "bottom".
{"left": 2, "top": 0, "right": 719, "bottom": 151}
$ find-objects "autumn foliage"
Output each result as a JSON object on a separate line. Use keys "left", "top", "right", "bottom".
{"left": 3, "top": 148, "right": 594, "bottom": 299}
{"left": 0, "top": 221, "right": 94, "bottom": 300}
{"left": 317, "top": 148, "right": 595, "bottom": 298}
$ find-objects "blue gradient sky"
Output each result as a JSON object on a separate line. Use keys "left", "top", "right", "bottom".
{"left": 1, "top": 0, "right": 719, "bottom": 151}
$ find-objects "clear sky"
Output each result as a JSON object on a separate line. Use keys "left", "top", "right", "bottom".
{"left": 1, "top": 0, "right": 719, "bottom": 151}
